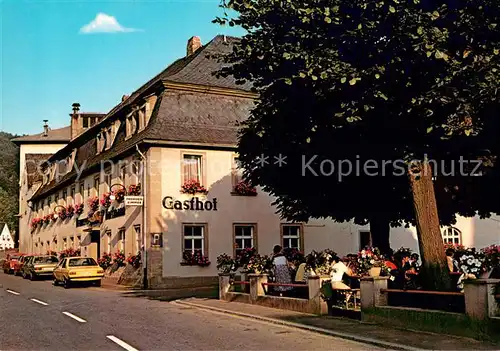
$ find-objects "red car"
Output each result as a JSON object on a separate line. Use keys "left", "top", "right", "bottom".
{"left": 3, "top": 253, "right": 22, "bottom": 274}
{"left": 13, "top": 255, "right": 32, "bottom": 276}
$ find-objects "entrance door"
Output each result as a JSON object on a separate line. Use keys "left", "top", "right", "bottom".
{"left": 90, "top": 230, "right": 101, "bottom": 258}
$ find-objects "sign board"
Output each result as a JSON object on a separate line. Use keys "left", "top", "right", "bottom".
{"left": 125, "top": 196, "right": 144, "bottom": 206}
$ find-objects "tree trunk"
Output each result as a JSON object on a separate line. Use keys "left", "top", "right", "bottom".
{"left": 370, "top": 216, "right": 391, "bottom": 255}
{"left": 408, "top": 160, "right": 450, "bottom": 290}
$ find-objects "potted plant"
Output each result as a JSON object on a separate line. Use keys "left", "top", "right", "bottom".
{"left": 180, "top": 180, "right": 208, "bottom": 195}
{"left": 112, "top": 187, "right": 126, "bottom": 203}
{"left": 216, "top": 253, "right": 235, "bottom": 274}
{"left": 305, "top": 249, "right": 337, "bottom": 276}
{"left": 456, "top": 248, "right": 485, "bottom": 279}
{"left": 357, "top": 247, "right": 384, "bottom": 277}
{"left": 126, "top": 252, "right": 141, "bottom": 269}
{"left": 113, "top": 251, "right": 126, "bottom": 267}
{"left": 481, "top": 245, "right": 500, "bottom": 278}
{"left": 232, "top": 180, "right": 257, "bottom": 196}
{"left": 128, "top": 184, "right": 141, "bottom": 196}
{"left": 56, "top": 207, "right": 67, "bottom": 221}
{"left": 87, "top": 197, "right": 99, "bottom": 217}
{"left": 98, "top": 252, "right": 112, "bottom": 270}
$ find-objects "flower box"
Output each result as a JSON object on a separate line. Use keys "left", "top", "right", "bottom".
{"left": 65, "top": 204, "right": 75, "bottom": 218}
{"left": 128, "top": 184, "right": 141, "bottom": 196}
{"left": 231, "top": 180, "right": 257, "bottom": 196}
{"left": 74, "top": 203, "right": 84, "bottom": 216}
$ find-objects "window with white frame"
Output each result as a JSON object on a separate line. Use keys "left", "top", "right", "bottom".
{"left": 281, "top": 224, "right": 302, "bottom": 250}
{"left": 182, "top": 154, "right": 202, "bottom": 184}
{"left": 106, "top": 230, "right": 112, "bottom": 253}
{"left": 183, "top": 224, "right": 206, "bottom": 255}
{"left": 442, "top": 227, "right": 462, "bottom": 245}
{"left": 234, "top": 224, "right": 256, "bottom": 256}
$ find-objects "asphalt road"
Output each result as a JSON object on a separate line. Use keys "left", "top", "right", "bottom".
{"left": 0, "top": 273, "right": 382, "bottom": 351}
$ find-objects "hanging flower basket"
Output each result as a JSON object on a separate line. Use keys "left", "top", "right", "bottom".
{"left": 112, "top": 187, "right": 126, "bottom": 203}
{"left": 181, "top": 180, "right": 208, "bottom": 195}
{"left": 57, "top": 207, "right": 67, "bottom": 221}
{"left": 31, "top": 218, "right": 42, "bottom": 229}
{"left": 232, "top": 180, "right": 257, "bottom": 196}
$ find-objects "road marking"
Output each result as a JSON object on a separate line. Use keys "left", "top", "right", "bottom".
{"left": 30, "top": 298, "right": 48, "bottom": 306}
{"left": 62, "top": 311, "right": 86, "bottom": 323}
{"left": 6, "top": 289, "right": 20, "bottom": 295}
{"left": 106, "top": 335, "right": 139, "bottom": 351}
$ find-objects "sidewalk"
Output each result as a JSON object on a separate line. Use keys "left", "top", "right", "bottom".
{"left": 174, "top": 298, "right": 500, "bottom": 350}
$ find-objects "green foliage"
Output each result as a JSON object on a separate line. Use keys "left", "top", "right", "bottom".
{"left": 214, "top": 0, "right": 500, "bottom": 239}
{"left": 0, "top": 132, "right": 19, "bottom": 240}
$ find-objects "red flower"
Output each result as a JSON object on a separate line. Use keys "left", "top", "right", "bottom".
{"left": 181, "top": 180, "right": 208, "bottom": 195}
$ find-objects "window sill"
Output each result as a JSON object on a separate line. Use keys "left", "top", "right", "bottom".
{"left": 180, "top": 262, "right": 211, "bottom": 267}
{"left": 230, "top": 192, "right": 257, "bottom": 197}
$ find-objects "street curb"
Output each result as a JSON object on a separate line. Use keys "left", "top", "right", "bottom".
{"left": 173, "top": 300, "right": 426, "bottom": 351}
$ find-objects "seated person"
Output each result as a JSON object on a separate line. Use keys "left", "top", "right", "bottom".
{"left": 330, "top": 256, "right": 353, "bottom": 290}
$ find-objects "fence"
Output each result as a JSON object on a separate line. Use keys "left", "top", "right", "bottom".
{"left": 219, "top": 273, "right": 329, "bottom": 315}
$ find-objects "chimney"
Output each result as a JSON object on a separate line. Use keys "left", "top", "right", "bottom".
{"left": 43, "top": 120, "right": 49, "bottom": 137}
{"left": 70, "top": 102, "right": 82, "bottom": 140}
{"left": 186, "top": 36, "right": 202, "bottom": 56}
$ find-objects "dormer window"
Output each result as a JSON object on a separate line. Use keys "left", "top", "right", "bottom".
{"left": 139, "top": 106, "right": 146, "bottom": 131}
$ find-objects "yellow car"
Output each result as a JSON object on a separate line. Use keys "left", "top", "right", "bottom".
{"left": 53, "top": 256, "right": 104, "bottom": 288}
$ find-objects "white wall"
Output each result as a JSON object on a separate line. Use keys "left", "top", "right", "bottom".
{"left": 0, "top": 225, "right": 14, "bottom": 250}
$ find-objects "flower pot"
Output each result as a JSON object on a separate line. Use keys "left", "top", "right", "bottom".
{"left": 480, "top": 269, "right": 492, "bottom": 279}
{"left": 369, "top": 267, "right": 381, "bottom": 277}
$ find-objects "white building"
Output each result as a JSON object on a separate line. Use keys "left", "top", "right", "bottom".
{"left": 0, "top": 224, "right": 15, "bottom": 250}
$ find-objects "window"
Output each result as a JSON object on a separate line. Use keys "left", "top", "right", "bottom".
{"left": 69, "top": 258, "right": 98, "bottom": 267}
{"left": 232, "top": 156, "right": 242, "bottom": 186}
{"left": 105, "top": 172, "right": 112, "bottom": 191}
{"left": 281, "top": 224, "right": 303, "bottom": 250}
{"left": 118, "top": 228, "right": 125, "bottom": 252}
{"left": 54, "top": 194, "right": 59, "bottom": 204}
{"left": 79, "top": 181, "right": 85, "bottom": 199}
{"left": 82, "top": 117, "right": 89, "bottom": 128}
{"left": 70, "top": 236, "right": 74, "bottom": 248}
{"left": 62, "top": 189, "right": 67, "bottom": 202}
{"left": 70, "top": 186, "right": 75, "bottom": 203}
{"left": 359, "top": 231, "right": 372, "bottom": 250}
{"left": 182, "top": 224, "right": 207, "bottom": 256}
{"left": 233, "top": 224, "right": 256, "bottom": 256}
{"left": 182, "top": 154, "right": 203, "bottom": 184}
{"left": 106, "top": 231, "right": 112, "bottom": 253}
{"left": 134, "top": 225, "right": 141, "bottom": 252}
{"left": 63, "top": 237, "right": 67, "bottom": 249}
{"left": 120, "top": 166, "right": 126, "bottom": 184}
{"left": 94, "top": 176, "right": 100, "bottom": 196}
{"left": 442, "top": 227, "right": 462, "bottom": 245}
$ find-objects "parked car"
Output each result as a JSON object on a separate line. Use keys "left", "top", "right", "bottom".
{"left": 53, "top": 256, "right": 104, "bottom": 288}
{"left": 23, "top": 255, "right": 58, "bottom": 280}
{"left": 3, "top": 253, "right": 22, "bottom": 274}
{"left": 14, "top": 255, "right": 33, "bottom": 276}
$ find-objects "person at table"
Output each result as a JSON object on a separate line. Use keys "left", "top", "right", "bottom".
{"left": 272, "top": 245, "right": 293, "bottom": 296}
{"left": 446, "top": 248, "right": 460, "bottom": 273}
{"left": 409, "top": 253, "right": 420, "bottom": 272}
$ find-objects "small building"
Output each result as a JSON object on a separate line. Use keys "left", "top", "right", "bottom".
{"left": 0, "top": 224, "right": 15, "bottom": 250}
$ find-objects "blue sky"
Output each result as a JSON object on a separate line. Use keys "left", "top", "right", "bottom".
{"left": 0, "top": 0, "right": 244, "bottom": 136}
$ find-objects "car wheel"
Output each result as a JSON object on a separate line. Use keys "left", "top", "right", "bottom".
{"left": 64, "top": 278, "right": 71, "bottom": 289}
{"left": 53, "top": 278, "right": 59, "bottom": 286}
{"left": 30, "top": 273, "right": 36, "bottom": 281}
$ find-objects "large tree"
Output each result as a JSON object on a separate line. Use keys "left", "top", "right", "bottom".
{"left": 215, "top": 0, "right": 500, "bottom": 283}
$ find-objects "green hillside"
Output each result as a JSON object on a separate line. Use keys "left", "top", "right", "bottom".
{"left": 0, "top": 132, "right": 19, "bottom": 244}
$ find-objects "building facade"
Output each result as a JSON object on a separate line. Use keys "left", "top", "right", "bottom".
{"left": 16, "top": 35, "right": 500, "bottom": 288}
{"left": 0, "top": 224, "right": 14, "bottom": 250}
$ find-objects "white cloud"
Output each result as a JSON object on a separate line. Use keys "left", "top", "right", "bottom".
{"left": 79, "top": 13, "right": 142, "bottom": 34}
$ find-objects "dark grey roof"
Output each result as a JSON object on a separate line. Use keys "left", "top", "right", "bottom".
{"left": 11, "top": 126, "right": 70, "bottom": 144}
{"left": 30, "top": 35, "right": 256, "bottom": 201}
